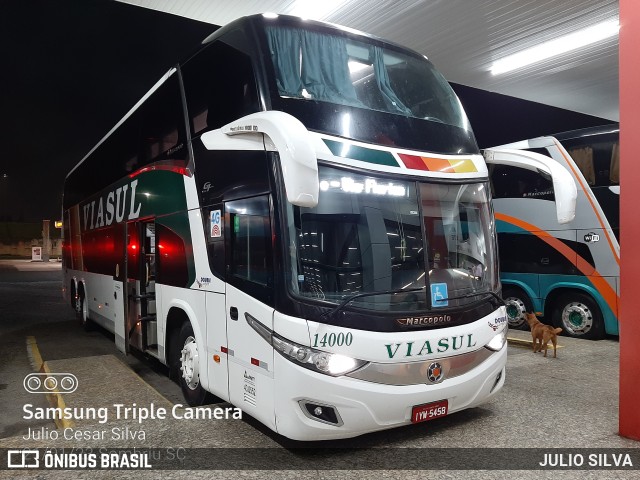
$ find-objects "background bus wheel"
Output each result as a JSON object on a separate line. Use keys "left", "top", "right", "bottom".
{"left": 502, "top": 287, "right": 532, "bottom": 330}
{"left": 172, "top": 322, "right": 213, "bottom": 406}
{"left": 75, "top": 289, "right": 92, "bottom": 331}
{"left": 551, "top": 292, "right": 604, "bottom": 340}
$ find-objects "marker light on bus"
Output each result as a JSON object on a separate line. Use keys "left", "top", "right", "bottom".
{"left": 485, "top": 328, "right": 508, "bottom": 352}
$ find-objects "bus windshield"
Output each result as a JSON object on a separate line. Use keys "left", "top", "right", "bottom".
{"left": 262, "top": 21, "right": 477, "bottom": 154}
{"left": 285, "top": 165, "right": 497, "bottom": 312}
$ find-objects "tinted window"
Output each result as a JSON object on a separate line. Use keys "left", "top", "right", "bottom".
{"left": 490, "top": 164, "right": 555, "bottom": 201}
{"left": 81, "top": 225, "right": 123, "bottom": 276}
{"left": 565, "top": 139, "right": 619, "bottom": 187}
{"left": 498, "top": 233, "right": 595, "bottom": 275}
{"left": 156, "top": 223, "right": 189, "bottom": 287}
{"left": 260, "top": 17, "right": 478, "bottom": 154}
{"left": 227, "top": 196, "right": 272, "bottom": 285}
{"left": 182, "top": 32, "right": 260, "bottom": 137}
{"left": 226, "top": 196, "right": 273, "bottom": 305}
{"left": 64, "top": 72, "right": 188, "bottom": 209}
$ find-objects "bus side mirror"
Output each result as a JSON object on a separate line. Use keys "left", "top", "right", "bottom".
{"left": 201, "top": 111, "right": 319, "bottom": 208}
{"left": 484, "top": 148, "right": 577, "bottom": 224}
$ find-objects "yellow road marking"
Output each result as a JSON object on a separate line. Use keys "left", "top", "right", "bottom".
{"left": 26, "top": 336, "right": 75, "bottom": 429}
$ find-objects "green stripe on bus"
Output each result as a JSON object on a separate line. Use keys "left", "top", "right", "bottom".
{"left": 323, "top": 139, "right": 399, "bottom": 167}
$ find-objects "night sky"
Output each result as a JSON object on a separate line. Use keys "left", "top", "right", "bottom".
{"left": 1, "top": 0, "right": 613, "bottom": 223}
{"left": 1, "top": 0, "right": 213, "bottom": 222}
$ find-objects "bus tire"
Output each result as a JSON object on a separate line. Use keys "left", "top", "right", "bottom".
{"left": 75, "top": 287, "right": 92, "bottom": 332}
{"left": 172, "top": 322, "right": 213, "bottom": 406}
{"left": 502, "top": 287, "right": 532, "bottom": 330}
{"left": 551, "top": 292, "right": 604, "bottom": 340}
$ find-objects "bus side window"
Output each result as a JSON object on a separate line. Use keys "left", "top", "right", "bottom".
{"left": 155, "top": 222, "right": 189, "bottom": 288}
{"left": 225, "top": 196, "right": 273, "bottom": 306}
{"left": 490, "top": 164, "right": 555, "bottom": 201}
{"left": 610, "top": 142, "right": 620, "bottom": 185}
{"left": 568, "top": 146, "right": 595, "bottom": 186}
{"left": 182, "top": 31, "right": 261, "bottom": 137}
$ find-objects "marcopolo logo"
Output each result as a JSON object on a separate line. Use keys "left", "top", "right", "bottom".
{"left": 23, "top": 373, "right": 78, "bottom": 394}
{"left": 396, "top": 314, "right": 453, "bottom": 327}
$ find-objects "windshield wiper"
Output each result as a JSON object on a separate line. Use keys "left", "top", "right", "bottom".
{"left": 323, "top": 287, "right": 425, "bottom": 319}
{"left": 438, "top": 290, "right": 505, "bottom": 306}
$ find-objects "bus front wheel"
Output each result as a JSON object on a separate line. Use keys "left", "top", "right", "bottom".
{"left": 171, "top": 322, "right": 213, "bottom": 406}
{"left": 551, "top": 292, "right": 604, "bottom": 340}
{"left": 502, "top": 287, "right": 532, "bottom": 330}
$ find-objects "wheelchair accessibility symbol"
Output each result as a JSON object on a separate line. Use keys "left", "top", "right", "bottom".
{"left": 431, "top": 283, "right": 448, "bottom": 307}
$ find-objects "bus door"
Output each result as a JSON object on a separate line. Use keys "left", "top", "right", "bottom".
{"left": 224, "top": 196, "right": 276, "bottom": 430}
{"left": 126, "top": 220, "right": 158, "bottom": 354}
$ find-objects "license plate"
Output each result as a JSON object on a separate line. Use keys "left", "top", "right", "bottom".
{"left": 411, "top": 399, "right": 448, "bottom": 423}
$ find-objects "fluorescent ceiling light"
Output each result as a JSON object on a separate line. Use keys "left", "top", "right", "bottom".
{"left": 491, "top": 19, "right": 619, "bottom": 75}
{"left": 290, "top": 0, "right": 346, "bottom": 20}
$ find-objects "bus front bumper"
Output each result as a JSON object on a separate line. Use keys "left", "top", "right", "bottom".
{"left": 272, "top": 344, "right": 507, "bottom": 441}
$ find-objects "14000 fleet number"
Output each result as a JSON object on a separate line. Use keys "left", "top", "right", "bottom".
{"left": 313, "top": 332, "right": 353, "bottom": 348}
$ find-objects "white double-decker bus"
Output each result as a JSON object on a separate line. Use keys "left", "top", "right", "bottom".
{"left": 62, "top": 14, "right": 575, "bottom": 440}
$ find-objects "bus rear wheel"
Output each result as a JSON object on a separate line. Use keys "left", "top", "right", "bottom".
{"left": 171, "top": 322, "right": 213, "bottom": 406}
{"left": 551, "top": 292, "right": 604, "bottom": 340}
{"left": 502, "top": 287, "right": 532, "bottom": 330}
{"left": 75, "top": 288, "right": 92, "bottom": 332}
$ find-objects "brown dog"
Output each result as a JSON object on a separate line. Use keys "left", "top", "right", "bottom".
{"left": 525, "top": 313, "right": 563, "bottom": 358}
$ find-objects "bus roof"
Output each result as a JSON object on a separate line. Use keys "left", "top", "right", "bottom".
{"left": 552, "top": 124, "right": 619, "bottom": 142}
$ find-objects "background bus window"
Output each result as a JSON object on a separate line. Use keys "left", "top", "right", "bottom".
{"left": 568, "top": 147, "right": 596, "bottom": 185}
{"left": 490, "top": 164, "right": 555, "bottom": 201}
{"left": 564, "top": 137, "right": 619, "bottom": 187}
{"left": 610, "top": 142, "right": 620, "bottom": 185}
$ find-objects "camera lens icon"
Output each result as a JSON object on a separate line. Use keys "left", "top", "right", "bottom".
{"left": 26, "top": 376, "right": 41, "bottom": 391}
{"left": 24, "top": 373, "right": 78, "bottom": 394}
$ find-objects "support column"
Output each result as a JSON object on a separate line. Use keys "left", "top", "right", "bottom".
{"left": 619, "top": 0, "right": 640, "bottom": 441}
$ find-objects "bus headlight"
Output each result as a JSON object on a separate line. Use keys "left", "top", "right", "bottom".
{"left": 485, "top": 328, "right": 508, "bottom": 351}
{"left": 245, "top": 312, "right": 368, "bottom": 376}
{"left": 272, "top": 334, "right": 368, "bottom": 376}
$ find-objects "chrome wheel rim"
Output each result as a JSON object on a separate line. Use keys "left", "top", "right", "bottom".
{"left": 180, "top": 335, "right": 200, "bottom": 390}
{"left": 504, "top": 297, "right": 527, "bottom": 328}
{"left": 561, "top": 302, "right": 593, "bottom": 335}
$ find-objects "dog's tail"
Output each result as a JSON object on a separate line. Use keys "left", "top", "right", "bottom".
{"left": 553, "top": 328, "right": 562, "bottom": 334}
